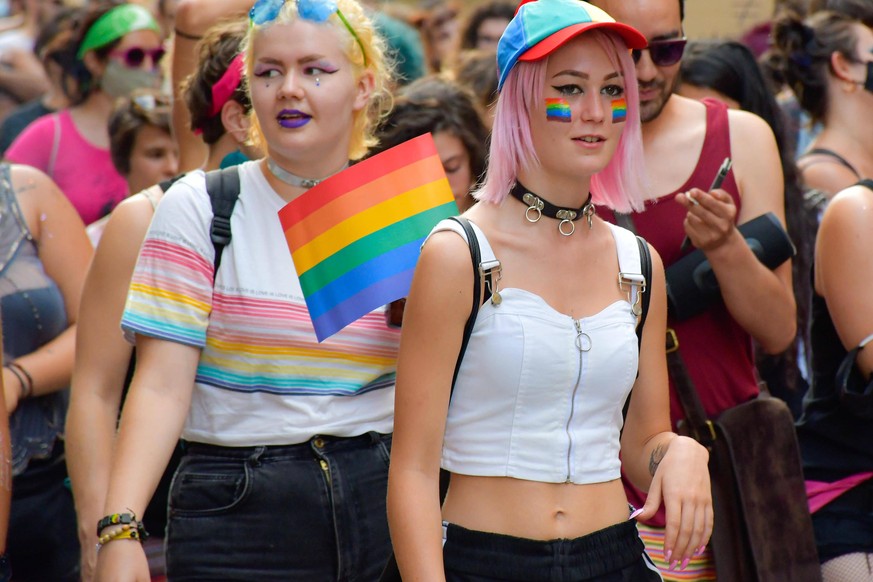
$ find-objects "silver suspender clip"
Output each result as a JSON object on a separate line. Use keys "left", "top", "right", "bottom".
{"left": 479, "top": 259, "right": 503, "bottom": 305}
{"left": 618, "top": 272, "right": 647, "bottom": 318}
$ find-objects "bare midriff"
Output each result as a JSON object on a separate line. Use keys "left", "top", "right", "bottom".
{"left": 441, "top": 474, "right": 631, "bottom": 540}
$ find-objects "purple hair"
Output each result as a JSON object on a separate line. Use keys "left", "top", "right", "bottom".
{"left": 475, "top": 29, "right": 648, "bottom": 213}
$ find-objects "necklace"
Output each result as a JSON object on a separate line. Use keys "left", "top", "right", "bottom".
{"left": 266, "top": 159, "right": 348, "bottom": 189}
{"left": 509, "top": 181, "right": 595, "bottom": 236}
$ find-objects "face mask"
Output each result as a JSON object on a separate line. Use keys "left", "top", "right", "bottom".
{"left": 100, "top": 60, "right": 160, "bottom": 99}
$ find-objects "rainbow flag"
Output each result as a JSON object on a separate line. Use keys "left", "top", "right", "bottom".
{"left": 278, "top": 133, "right": 457, "bottom": 342}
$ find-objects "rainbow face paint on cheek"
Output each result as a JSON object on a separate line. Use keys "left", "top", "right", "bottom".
{"left": 611, "top": 97, "right": 627, "bottom": 123}
{"left": 545, "top": 98, "right": 572, "bottom": 122}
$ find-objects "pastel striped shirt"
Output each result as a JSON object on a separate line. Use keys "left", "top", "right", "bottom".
{"left": 121, "top": 161, "right": 400, "bottom": 446}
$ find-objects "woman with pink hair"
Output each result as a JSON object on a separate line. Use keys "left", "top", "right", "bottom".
{"left": 387, "top": 0, "right": 712, "bottom": 579}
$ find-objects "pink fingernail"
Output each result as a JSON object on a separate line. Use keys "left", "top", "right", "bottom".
{"left": 665, "top": 550, "right": 672, "bottom": 563}
{"left": 681, "top": 558, "right": 690, "bottom": 570}
{"left": 696, "top": 545, "right": 706, "bottom": 556}
{"left": 628, "top": 508, "right": 643, "bottom": 520}
{"left": 669, "top": 560, "right": 679, "bottom": 571}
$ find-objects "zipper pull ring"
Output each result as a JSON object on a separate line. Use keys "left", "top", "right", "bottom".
{"left": 573, "top": 319, "right": 591, "bottom": 352}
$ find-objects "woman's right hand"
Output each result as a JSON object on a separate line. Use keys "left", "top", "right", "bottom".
{"left": 94, "top": 540, "right": 150, "bottom": 582}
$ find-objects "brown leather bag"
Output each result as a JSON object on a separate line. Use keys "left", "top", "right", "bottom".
{"left": 670, "top": 331, "right": 822, "bottom": 581}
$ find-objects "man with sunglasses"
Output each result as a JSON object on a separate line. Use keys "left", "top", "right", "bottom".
{"left": 592, "top": 0, "right": 796, "bottom": 578}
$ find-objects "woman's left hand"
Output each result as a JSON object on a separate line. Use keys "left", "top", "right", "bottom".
{"left": 632, "top": 435, "right": 713, "bottom": 570}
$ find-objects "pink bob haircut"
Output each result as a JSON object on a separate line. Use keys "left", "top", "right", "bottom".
{"left": 474, "top": 29, "right": 648, "bottom": 213}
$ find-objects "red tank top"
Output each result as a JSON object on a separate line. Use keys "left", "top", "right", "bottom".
{"left": 607, "top": 99, "right": 759, "bottom": 525}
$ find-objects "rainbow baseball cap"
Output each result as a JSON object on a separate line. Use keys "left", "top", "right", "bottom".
{"left": 497, "top": 0, "right": 647, "bottom": 90}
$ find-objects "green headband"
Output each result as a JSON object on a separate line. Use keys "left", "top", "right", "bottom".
{"left": 77, "top": 4, "right": 160, "bottom": 59}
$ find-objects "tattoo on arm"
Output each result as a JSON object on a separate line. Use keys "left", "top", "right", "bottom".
{"left": 649, "top": 443, "right": 667, "bottom": 477}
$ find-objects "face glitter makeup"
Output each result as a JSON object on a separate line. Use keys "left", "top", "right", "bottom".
{"left": 545, "top": 98, "right": 572, "bottom": 122}
{"left": 611, "top": 97, "right": 627, "bottom": 123}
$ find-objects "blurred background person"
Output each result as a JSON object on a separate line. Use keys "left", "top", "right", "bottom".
{"left": 66, "top": 19, "right": 250, "bottom": 581}
{"left": 169, "top": 0, "right": 250, "bottom": 172}
{"left": 798, "top": 178, "right": 873, "bottom": 581}
{"left": 109, "top": 89, "right": 178, "bottom": 196}
{"left": 86, "top": 87, "right": 178, "bottom": 244}
{"left": 1, "top": 162, "right": 91, "bottom": 581}
{"left": 4, "top": 2, "right": 165, "bottom": 225}
{"left": 370, "top": 75, "right": 487, "bottom": 212}
{"left": 770, "top": 9, "right": 873, "bottom": 197}
{"left": 415, "top": 0, "right": 460, "bottom": 73}
{"left": 678, "top": 39, "right": 813, "bottom": 418}
{"left": 456, "top": 0, "right": 513, "bottom": 53}
{"left": 0, "top": 0, "right": 62, "bottom": 125}
{"left": 0, "top": 6, "right": 81, "bottom": 155}
{"left": 452, "top": 48, "right": 499, "bottom": 130}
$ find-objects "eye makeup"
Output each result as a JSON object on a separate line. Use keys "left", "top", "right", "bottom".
{"left": 545, "top": 98, "right": 572, "bottom": 122}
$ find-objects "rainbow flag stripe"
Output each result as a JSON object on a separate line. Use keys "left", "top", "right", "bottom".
{"left": 545, "top": 98, "right": 572, "bottom": 122}
{"left": 278, "top": 133, "right": 457, "bottom": 341}
{"left": 612, "top": 97, "right": 628, "bottom": 123}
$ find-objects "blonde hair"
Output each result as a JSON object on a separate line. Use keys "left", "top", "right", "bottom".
{"left": 243, "top": 0, "right": 393, "bottom": 160}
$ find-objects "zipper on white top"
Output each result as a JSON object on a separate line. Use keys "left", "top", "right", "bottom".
{"left": 565, "top": 317, "right": 588, "bottom": 482}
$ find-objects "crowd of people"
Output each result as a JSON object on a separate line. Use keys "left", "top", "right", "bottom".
{"left": 0, "top": 0, "right": 870, "bottom": 580}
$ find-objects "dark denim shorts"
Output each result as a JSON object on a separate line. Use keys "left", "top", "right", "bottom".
{"left": 443, "top": 519, "right": 663, "bottom": 582}
{"left": 811, "top": 481, "right": 873, "bottom": 562}
{"left": 165, "top": 432, "right": 392, "bottom": 581}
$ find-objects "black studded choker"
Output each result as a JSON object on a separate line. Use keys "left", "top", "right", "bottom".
{"left": 509, "top": 181, "right": 595, "bottom": 236}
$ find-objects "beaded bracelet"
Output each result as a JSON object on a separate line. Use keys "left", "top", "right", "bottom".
{"left": 95, "top": 524, "right": 145, "bottom": 553}
{"left": 96, "top": 511, "right": 148, "bottom": 541}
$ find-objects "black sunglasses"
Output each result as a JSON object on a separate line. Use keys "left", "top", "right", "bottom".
{"left": 110, "top": 46, "right": 166, "bottom": 70}
{"left": 632, "top": 38, "right": 687, "bottom": 67}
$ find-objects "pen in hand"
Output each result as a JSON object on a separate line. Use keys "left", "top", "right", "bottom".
{"left": 680, "top": 158, "right": 733, "bottom": 252}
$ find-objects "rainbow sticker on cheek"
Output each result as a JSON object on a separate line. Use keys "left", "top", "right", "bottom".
{"left": 545, "top": 98, "right": 572, "bottom": 122}
{"left": 611, "top": 98, "right": 628, "bottom": 123}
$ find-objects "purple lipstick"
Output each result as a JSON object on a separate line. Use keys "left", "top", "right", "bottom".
{"left": 278, "top": 109, "right": 311, "bottom": 129}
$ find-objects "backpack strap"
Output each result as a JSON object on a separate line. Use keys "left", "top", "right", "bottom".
{"left": 636, "top": 235, "right": 652, "bottom": 351}
{"left": 205, "top": 166, "right": 242, "bottom": 281}
{"left": 446, "top": 216, "right": 486, "bottom": 393}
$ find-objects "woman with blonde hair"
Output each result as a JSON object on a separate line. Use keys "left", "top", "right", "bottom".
{"left": 94, "top": 1, "right": 398, "bottom": 580}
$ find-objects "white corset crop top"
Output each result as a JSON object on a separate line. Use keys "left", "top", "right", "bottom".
{"left": 429, "top": 219, "right": 646, "bottom": 485}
